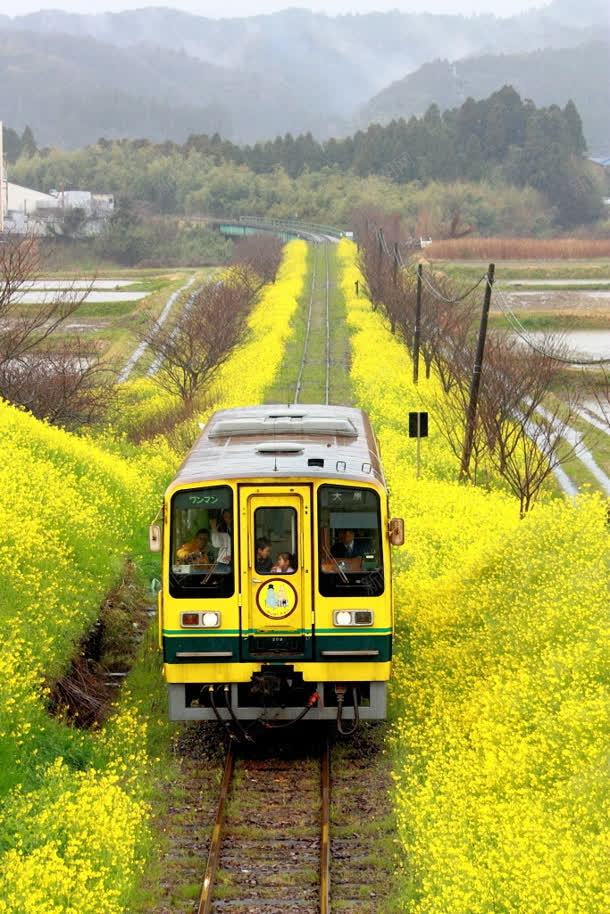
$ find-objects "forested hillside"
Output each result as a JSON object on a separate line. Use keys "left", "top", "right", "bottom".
{"left": 0, "top": 1, "right": 606, "bottom": 146}
{"left": 0, "top": 29, "right": 323, "bottom": 147}
{"left": 360, "top": 41, "right": 610, "bottom": 154}
{"left": 10, "top": 89, "right": 603, "bottom": 230}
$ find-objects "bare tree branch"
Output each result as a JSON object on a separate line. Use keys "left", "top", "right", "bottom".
{"left": 479, "top": 335, "right": 584, "bottom": 515}
{"left": 144, "top": 277, "right": 252, "bottom": 404}
{"left": 230, "top": 233, "right": 284, "bottom": 287}
{"left": 0, "top": 233, "right": 114, "bottom": 426}
{"left": 1, "top": 338, "right": 116, "bottom": 427}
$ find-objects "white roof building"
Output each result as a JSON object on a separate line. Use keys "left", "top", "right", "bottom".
{"left": 7, "top": 181, "right": 57, "bottom": 214}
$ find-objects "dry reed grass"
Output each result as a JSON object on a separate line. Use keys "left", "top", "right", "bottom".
{"left": 425, "top": 237, "right": 610, "bottom": 260}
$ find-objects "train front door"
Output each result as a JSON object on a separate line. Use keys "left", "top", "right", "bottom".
{"left": 239, "top": 486, "right": 312, "bottom": 644}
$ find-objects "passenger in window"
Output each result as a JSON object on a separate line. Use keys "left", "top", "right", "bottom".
{"left": 255, "top": 538, "right": 273, "bottom": 573}
{"left": 218, "top": 509, "right": 233, "bottom": 535}
{"left": 209, "top": 517, "right": 232, "bottom": 572}
{"left": 271, "top": 552, "right": 295, "bottom": 574}
{"left": 176, "top": 529, "right": 212, "bottom": 564}
{"left": 331, "top": 529, "right": 369, "bottom": 559}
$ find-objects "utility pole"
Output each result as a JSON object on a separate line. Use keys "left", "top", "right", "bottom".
{"left": 0, "top": 120, "right": 4, "bottom": 234}
{"left": 413, "top": 263, "right": 422, "bottom": 385}
{"left": 392, "top": 242, "right": 399, "bottom": 285}
{"left": 460, "top": 263, "right": 495, "bottom": 480}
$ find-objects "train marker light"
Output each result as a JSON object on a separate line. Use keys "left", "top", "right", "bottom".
{"left": 181, "top": 612, "right": 200, "bottom": 627}
{"left": 202, "top": 611, "right": 221, "bottom": 628}
{"left": 354, "top": 610, "right": 373, "bottom": 625}
{"left": 389, "top": 518, "right": 405, "bottom": 546}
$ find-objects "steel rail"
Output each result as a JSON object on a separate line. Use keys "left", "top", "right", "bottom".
{"left": 197, "top": 741, "right": 332, "bottom": 914}
{"left": 324, "top": 243, "right": 331, "bottom": 406}
{"left": 294, "top": 244, "right": 318, "bottom": 404}
{"left": 197, "top": 743, "right": 235, "bottom": 914}
{"left": 320, "top": 740, "right": 331, "bottom": 914}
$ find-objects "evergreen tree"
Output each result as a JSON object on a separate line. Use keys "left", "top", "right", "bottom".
{"left": 563, "top": 100, "right": 587, "bottom": 155}
{"left": 20, "top": 126, "right": 38, "bottom": 158}
{"left": 2, "top": 126, "right": 22, "bottom": 163}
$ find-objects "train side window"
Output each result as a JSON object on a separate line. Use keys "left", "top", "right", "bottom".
{"left": 254, "top": 507, "right": 298, "bottom": 575}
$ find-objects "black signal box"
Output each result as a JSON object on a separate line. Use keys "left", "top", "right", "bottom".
{"left": 408, "top": 411, "right": 428, "bottom": 438}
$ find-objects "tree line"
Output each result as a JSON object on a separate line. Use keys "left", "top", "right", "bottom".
{"left": 6, "top": 88, "right": 606, "bottom": 231}
{"left": 2, "top": 124, "right": 38, "bottom": 163}
{"left": 353, "top": 208, "right": 602, "bottom": 515}
{"left": 183, "top": 87, "right": 603, "bottom": 226}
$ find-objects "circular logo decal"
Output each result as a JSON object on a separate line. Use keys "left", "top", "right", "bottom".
{"left": 256, "top": 579, "right": 298, "bottom": 620}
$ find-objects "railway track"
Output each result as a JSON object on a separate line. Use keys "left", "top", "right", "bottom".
{"left": 196, "top": 732, "right": 388, "bottom": 914}
{"left": 294, "top": 243, "right": 331, "bottom": 407}
{"left": 149, "top": 242, "right": 391, "bottom": 914}
{"left": 197, "top": 737, "right": 327, "bottom": 914}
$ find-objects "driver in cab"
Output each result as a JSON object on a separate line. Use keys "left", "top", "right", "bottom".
{"left": 331, "top": 529, "right": 368, "bottom": 559}
{"left": 176, "top": 528, "right": 212, "bottom": 564}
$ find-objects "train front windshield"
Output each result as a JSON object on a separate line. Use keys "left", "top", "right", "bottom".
{"left": 169, "top": 486, "right": 234, "bottom": 598}
{"left": 318, "top": 485, "right": 384, "bottom": 596}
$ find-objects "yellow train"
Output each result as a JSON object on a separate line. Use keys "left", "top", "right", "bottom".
{"left": 150, "top": 404, "right": 404, "bottom": 731}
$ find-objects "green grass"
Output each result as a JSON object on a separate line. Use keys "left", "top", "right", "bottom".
{"left": 489, "top": 312, "right": 610, "bottom": 332}
{"left": 434, "top": 259, "right": 610, "bottom": 284}
{"left": 265, "top": 244, "right": 353, "bottom": 406}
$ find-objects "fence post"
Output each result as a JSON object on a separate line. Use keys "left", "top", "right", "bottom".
{"left": 460, "top": 263, "right": 495, "bottom": 480}
{"left": 413, "top": 263, "right": 422, "bottom": 385}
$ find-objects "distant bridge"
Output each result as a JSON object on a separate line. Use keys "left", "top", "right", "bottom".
{"left": 206, "top": 216, "right": 347, "bottom": 244}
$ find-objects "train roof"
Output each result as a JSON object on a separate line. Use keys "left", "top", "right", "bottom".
{"left": 169, "top": 404, "right": 385, "bottom": 490}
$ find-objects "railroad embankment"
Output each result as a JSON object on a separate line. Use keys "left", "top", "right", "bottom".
{"left": 0, "top": 399, "right": 176, "bottom": 910}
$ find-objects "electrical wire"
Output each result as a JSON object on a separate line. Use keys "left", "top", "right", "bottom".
{"left": 375, "top": 226, "right": 487, "bottom": 303}
{"left": 371, "top": 221, "right": 610, "bottom": 366}
{"left": 494, "top": 285, "right": 610, "bottom": 366}
{"left": 420, "top": 269, "right": 488, "bottom": 304}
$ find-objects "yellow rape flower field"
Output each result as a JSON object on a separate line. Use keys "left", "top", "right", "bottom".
{"left": 339, "top": 238, "right": 610, "bottom": 914}
{"left": 0, "top": 234, "right": 607, "bottom": 913}
{"left": 0, "top": 241, "right": 308, "bottom": 914}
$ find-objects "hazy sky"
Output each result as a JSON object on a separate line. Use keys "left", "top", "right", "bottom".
{"left": 2, "top": 1, "right": 545, "bottom": 19}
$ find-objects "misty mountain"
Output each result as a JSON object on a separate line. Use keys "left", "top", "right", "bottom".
{"left": 0, "top": 29, "right": 335, "bottom": 147}
{"left": 360, "top": 41, "right": 610, "bottom": 154}
{"left": 0, "top": 2, "right": 607, "bottom": 147}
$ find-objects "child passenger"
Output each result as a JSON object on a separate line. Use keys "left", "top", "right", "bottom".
{"left": 271, "top": 552, "right": 295, "bottom": 574}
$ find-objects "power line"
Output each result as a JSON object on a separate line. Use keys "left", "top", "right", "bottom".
{"left": 371, "top": 223, "right": 610, "bottom": 364}
{"left": 493, "top": 285, "right": 610, "bottom": 366}
{"left": 375, "top": 226, "right": 487, "bottom": 303}
{"left": 419, "top": 269, "right": 488, "bottom": 304}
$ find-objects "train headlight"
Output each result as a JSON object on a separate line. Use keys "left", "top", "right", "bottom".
{"left": 333, "top": 610, "right": 374, "bottom": 627}
{"left": 335, "top": 611, "right": 353, "bottom": 626}
{"left": 202, "top": 611, "right": 221, "bottom": 628}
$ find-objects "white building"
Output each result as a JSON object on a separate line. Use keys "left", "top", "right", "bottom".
{"left": 49, "top": 189, "right": 115, "bottom": 215}
{"left": 2, "top": 181, "right": 114, "bottom": 236}
{"left": 7, "top": 181, "right": 57, "bottom": 214}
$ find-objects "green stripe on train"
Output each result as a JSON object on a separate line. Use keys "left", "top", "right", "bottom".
{"left": 163, "top": 632, "right": 391, "bottom": 663}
